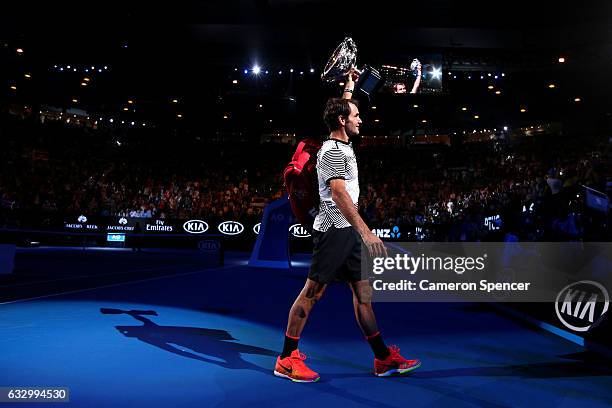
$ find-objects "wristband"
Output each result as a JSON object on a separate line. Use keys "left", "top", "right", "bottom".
{"left": 344, "top": 88, "right": 354, "bottom": 93}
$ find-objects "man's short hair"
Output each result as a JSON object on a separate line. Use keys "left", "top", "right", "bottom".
{"left": 323, "top": 98, "right": 358, "bottom": 132}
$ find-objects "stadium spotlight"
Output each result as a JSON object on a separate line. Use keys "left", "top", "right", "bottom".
{"left": 558, "top": 57, "right": 566, "bottom": 63}
{"left": 310, "top": 68, "right": 315, "bottom": 73}
{"left": 503, "top": 126, "right": 508, "bottom": 131}
{"left": 252, "top": 65, "right": 261, "bottom": 75}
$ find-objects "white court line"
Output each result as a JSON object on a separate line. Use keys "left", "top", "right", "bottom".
{"left": 0, "top": 264, "right": 241, "bottom": 306}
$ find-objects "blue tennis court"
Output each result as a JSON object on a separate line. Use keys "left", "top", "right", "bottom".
{"left": 0, "top": 248, "right": 610, "bottom": 407}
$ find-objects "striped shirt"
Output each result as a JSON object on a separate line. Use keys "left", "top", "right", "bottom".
{"left": 313, "top": 138, "right": 359, "bottom": 232}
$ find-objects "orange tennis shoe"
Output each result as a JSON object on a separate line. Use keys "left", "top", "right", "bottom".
{"left": 374, "top": 345, "right": 421, "bottom": 377}
{"left": 274, "top": 349, "right": 320, "bottom": 383}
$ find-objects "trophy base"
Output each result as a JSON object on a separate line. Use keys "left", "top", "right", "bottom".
{"left": 356, "top": 65, "right": 384, "bottom": 98}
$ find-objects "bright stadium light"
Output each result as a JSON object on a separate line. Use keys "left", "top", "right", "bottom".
{"left": 431, "top": 67, "right": 442, "bottom": 80}
{"left": 252, "top": 65, "right": 261, "bottom": 75}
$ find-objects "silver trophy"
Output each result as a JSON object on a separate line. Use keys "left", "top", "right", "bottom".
{"left": 321, "top": 37, "right": 383, "bottom": 97}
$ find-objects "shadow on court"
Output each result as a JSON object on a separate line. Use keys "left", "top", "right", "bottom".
{"left": 100, "top": 308, "right": 277, "bottom": 375}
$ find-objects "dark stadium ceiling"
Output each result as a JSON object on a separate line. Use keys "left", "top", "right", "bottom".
{"left": 3, "top": 1, "right": 612, "bottom": 57}
{"left": 2, "top": 0, "right": 611, "bottom": 135}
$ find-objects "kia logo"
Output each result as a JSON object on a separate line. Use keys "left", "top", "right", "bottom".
{"left": 253, "top": 223, "right": 261, "bottom": 235}
{"left": 290, "top": 224, "right": 311, "bottom": 238}
{"left": 183, "top": 220, "right": 209, "bottom": 234}
{"left": 218, "top": 221, "right": 244, "bottom": 236}
{"left": 555, "top": 280, "right": 609, "bottom": 332}
{"left": 198, "top": 240, "right": 220, "bottom": 252}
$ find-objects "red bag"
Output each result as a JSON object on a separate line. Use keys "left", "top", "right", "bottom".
{"left": 283, "top": 138, "right": 321, "bottom": 229}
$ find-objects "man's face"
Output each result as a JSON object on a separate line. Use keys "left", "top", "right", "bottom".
{"left": 344, "top": 102, "right": 362, "bottom": 137}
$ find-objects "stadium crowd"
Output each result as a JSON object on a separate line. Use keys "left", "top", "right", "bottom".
{"left": 1, "top": 113, "right": 609, "bottom": 240}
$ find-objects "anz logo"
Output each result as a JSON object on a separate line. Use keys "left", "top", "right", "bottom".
{"left": 289, "top": 224, "right": 311, "bottom": 238}
{"left": 218, "top": 221, "right": 244, "bottom": 236}
{"left": 119, "top": 217, "right": 128, "bottom": 225}
{"left": 371, "top": 226, "right": 401, "bottom": 239}
{"left": 253, "top": 223, "right": 261, "bottom": 235}
{"left": 183, "top": 220, "right": 209, "bottom": 234}
{"left": 555, "top": 280, "right": 609, "bottom": 332}
{"left": 77, "top": 215, "right": 88, "bottom": 223}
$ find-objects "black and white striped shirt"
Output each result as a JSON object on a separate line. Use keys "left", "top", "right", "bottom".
{"left": 313, "top": 138, "right": 359, "bottom": 232}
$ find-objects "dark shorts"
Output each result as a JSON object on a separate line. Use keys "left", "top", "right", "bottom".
{"left": 308, "top": 226, "right": 363, "bottom": 284}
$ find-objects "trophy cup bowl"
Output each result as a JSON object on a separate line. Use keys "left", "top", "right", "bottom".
{"left": 321, "top": 37, "right": 384, "bottom": 98}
